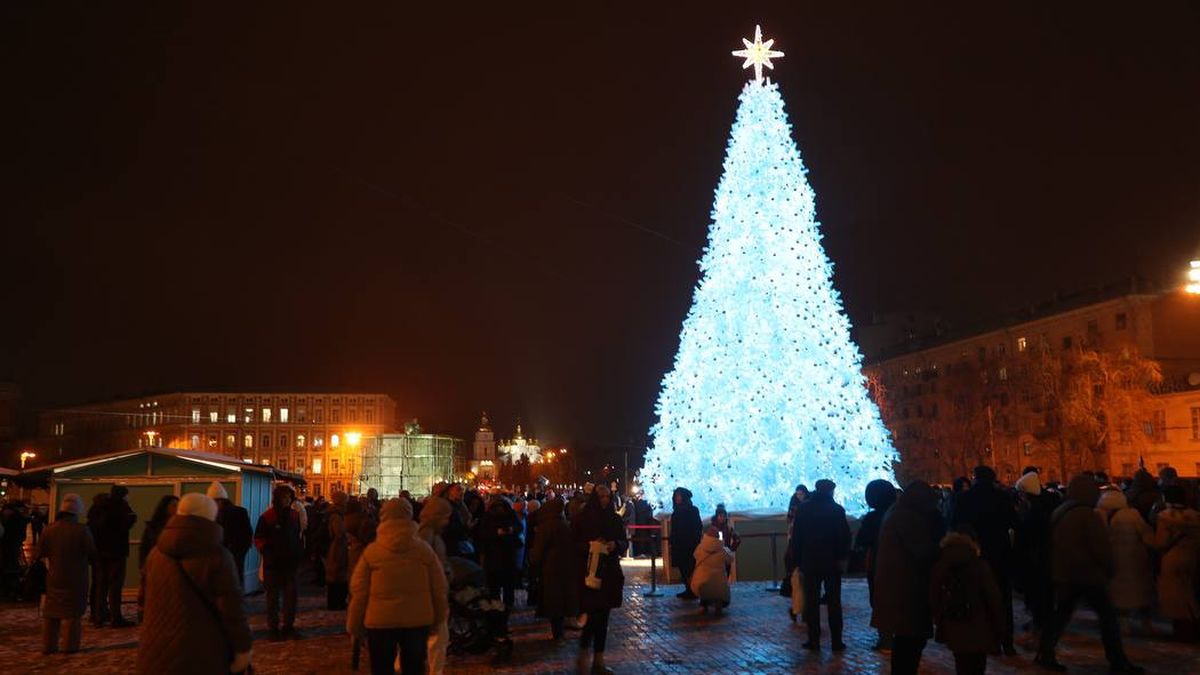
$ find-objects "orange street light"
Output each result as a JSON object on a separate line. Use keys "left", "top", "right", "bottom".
{"left": 346, "top": 431, "right": 362, "bottom": 447}
{"left": 19, "top": 451, "right": 36, "bottom": 469}
{"left": 1186, "top": 260, "right": 1200, "bottom": 295}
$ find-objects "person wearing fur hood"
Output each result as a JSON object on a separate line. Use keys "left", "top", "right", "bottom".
{"left": 1152, "top": 485, "right": 1200, "bottom": 641}
{"left": 929, "top": 528, "right": 1005, "bottom": 675}
{"left": 690, "top": 526, "right": 734, "bottom": 614}
{"left": 1095, "top": 488, "right": 1155, "bottom": 629}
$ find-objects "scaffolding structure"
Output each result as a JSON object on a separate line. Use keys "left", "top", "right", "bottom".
{"left": 359, "top": 432, "right": 463, "bottom": 497}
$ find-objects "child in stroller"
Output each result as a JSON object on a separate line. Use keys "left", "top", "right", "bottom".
{"left": 446, "top": 556, "right": 512, "bottom": 661}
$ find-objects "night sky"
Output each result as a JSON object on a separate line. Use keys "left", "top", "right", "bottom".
{"left": 4, "top": 4, "right": 1200, "bottom": 464}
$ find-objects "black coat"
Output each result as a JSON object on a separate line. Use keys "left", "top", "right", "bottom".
{"left": 669, "top": 502, "right": 702, "bottom": 560}
{"left": 790, "top": 493, "right": 851, "bottom": 575}
{"left": 253, "top": 506, "right": 303, "bottom": 570}
{"left": 872, "top": 485, "right": 945, "bottom": 638}
{"left": 215, "top": 499, "right": 253, "bottom": 559}
{"left": 950, "top": 482, "right": 1017, "bottom": 572}
{"left": 572, "top": 499, "right": 627, "bottom": 611}
{"left": 479, "top": 504, "right": 522, "bottom": 580}
{"left": 94, "top": 498, "right": 137, "bottom": 560}
{"left": 528, "top": 500, "right": 578, "bottom": 618}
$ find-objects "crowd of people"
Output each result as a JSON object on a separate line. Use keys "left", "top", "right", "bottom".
{"left": 11, "top": 463, "right": 1199, "bottom": 674}
{"left": 758, "top": 465, "right": 1200, "bottom": 674}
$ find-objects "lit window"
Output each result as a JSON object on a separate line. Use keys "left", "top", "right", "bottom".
{"left": 207, "top": 433, "right": 218, "bottom": 449}
{"left": 225, "top": 433, "right": 236, "bottom": 449}
{"left": 244, "top": 434, "right": 254, "bottom": 449}
{"left": 999, "top": 367, "right": 1008, "bottom": 381}
{"left": 227, "top": 409, "right": 237, "bottom": 424}
{"left": 262, "top": 458, "right": 270, "bottom": 465}
{"left": 1017, "top": 337, "right": 1027, "bottom": 352}
{"left": 296, "top": 434, "right": 306, "bottom": 448}
{"left": 262, "top": 408, "right": 272, "bottom": 424}
{"left": 312, "top": 458, "right": 323, "bottom": 474}
{"left": 209, "top": 411, "right": 218, "bottom": 424}
{"left": 280, "top": 408, "right": 289, "bottom": 424}
{"left": 313, "top": 435, "right": 324, "bottom": 448}
{"left": 331, "top": 434, "right": 340, "bottom": 448}
{"left": 190, "top": 434, "right": 200, "bottom": 449}
{"left": 191, "top": 408, "right": 201, "bottom": 424}
{"left": 1023, "top": 441, "right": 1032, "bottom": 455}
{"left": 244, "top": 408, "right": 253, "bottom": 424}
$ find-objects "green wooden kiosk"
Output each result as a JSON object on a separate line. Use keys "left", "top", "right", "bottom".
{"left": 29, "top": 447, "right": 292, "bottom": 594}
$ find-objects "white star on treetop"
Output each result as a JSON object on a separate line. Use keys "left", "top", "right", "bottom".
{"left": 732, "top": 24, "right": 784, "bottom": 84}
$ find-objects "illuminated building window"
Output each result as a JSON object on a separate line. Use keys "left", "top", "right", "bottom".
{"left": 190, "top": 434, "right": 200, "bottom": 449}
{"left": 313, "top": 435, "right": 324, "bottom": 448}
{"left": 244, "top": 408, "right": 254, "bottom": 424}
{"left": 1023, "top": 441, "right": 1032, "bottom": 456}
{"left": 207, "top": 433, "right": 218, "bottom": 449}
{"left": 192, "top": 408, "right": 201, "bottom": 424}
{"left": 1017, "top": 337, "right": 1027, "bottom": 352}
{"left": 262, "top": 458, "right": 270, "bottom": 465}
{"left": 244, "top": 434, "right": 254, "bottom": 449}
{"left": 296, "top": 434, "right": 306, "bottom": 448}
{"left": 227, "top": 409, "right": 237, "bottom": 424}
{"left": 262, "top": 408, "right": 272, "bottom": 424}
{"left": 225, "top": 433, "right": 236, "bottom": 449}
{"left": 280, "top": 408, "right": 289, "bottom": 424}
{"left": 262, "top": 433, "right": 271, "bottom": 449}
{"left": 331, "top": 434, "right": 340, "bottom": 448}
{"left": 312, "top": 458, "right": 322, "bottom": 474}
{"left": 999, "top": 367, "right": 1008, "bottom": 381}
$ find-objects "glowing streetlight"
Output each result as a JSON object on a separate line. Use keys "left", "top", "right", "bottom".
{"left": 19, "top": 451, "right": 36, "bottom": 469}
{"left": 345, "top": 431, "right": 362, "bottom": 447}
{"left": 1186, "top": 260, "right": 1200, "bottom": 295}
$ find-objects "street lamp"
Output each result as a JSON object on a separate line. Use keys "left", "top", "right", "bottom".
{"left": 19, "top": 451, "right": 36, "bottom": 469}
{"left": 1186, "top": 260, "right": 1200, "bottom": 295}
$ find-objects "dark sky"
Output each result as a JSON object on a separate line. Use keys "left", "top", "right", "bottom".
{"left": 4, "top": 3, "right": 1200, "bottom": 463}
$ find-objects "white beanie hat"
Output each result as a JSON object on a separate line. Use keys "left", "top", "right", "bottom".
{"left": 205, "top": 481, "right": 229, "bottom": 500}
{"left": 177, "top": 493, "right": 218, "bottom": 521}
{"left": 1015, "top": 471, "right": 1041, "bottom": 496}
{"left": 59, "top": 493, "right": 85, "bottom": 516}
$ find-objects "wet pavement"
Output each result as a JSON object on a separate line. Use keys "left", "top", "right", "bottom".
{"left": 0, "top": 561, "right": 1195, "bottom": 673}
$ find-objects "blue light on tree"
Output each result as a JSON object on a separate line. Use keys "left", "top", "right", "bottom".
{"left": 639, "top": 27, "right": 897, "bottom": 516}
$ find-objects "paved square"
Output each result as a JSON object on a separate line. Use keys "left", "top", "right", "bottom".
{"left": 0, "top": 563, "right": 1194, "bottom": 673}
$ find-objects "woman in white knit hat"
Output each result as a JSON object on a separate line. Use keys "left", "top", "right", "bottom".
{"left": 33, "top": 493, "right": 96, "bottom": 654}
{"left": 137, "top": 493, "right": 253, "bottom": 675}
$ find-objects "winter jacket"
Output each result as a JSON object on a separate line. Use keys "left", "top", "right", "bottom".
{"left": 669, "top": 502, "right": 702, "bottom": 562}
{"left": 690, "top": 533, "right": 734, "bottom": 604}
{"left": 930, "top": 532, "right": 1005, "bottom": 655}
{"left": 214, "top": 499, "right": 252, "bottom": 561}
{"left": 572, "top": 497, "right": 627, "bottom": 612}
{"left": 790, "top": 492, "right": 851, "bottom": 575}
{"left": 1152, "top": 505, "right": 1200, "bottom": 619}
{"left": 872, "top": 483, "right": 944, "bottom": 638}
{"left": 346, "top": 518, "right": 448, "bottom": 633}
{"left": 1096, "top": 490, "right": 1155, "bottom": 610}
{"left": 1012, "top": 490, "right": 1058, "bottom": 593}
{"left": 417, "top": 497, "right": 451, "bottom": 574}
{"left": 528, "top": 499, "right": 579, "bottom": 618}
{"left": 324, "top": 505, "right": 349, "bottom": 583}
{"left": 136, "top": 515, "right": 252, "bottom": 675}
{"left": 1049, "top": 475, "right": 1111, "bottom": 586}
{"left": 345, "top": 508, "right": 378, "bottom": 580}
{"left": 254, "top": 505, "right": 304, "bottom": 570}
{"left": 949, "top": 481, "right": 1017, "bottom": 573}
{"left": 138, "top": 520, "right": 167, "bottom": 570}
{"left": 1126, "top": 470, "right": 1162, "bottom": 524}
{"left": 94, "top": 497, "right": 136, "bottom": 560}
{"left": 479, "top": 503, "right": 522, "bottom": 581}
{"left": 34, "top": 513, "right": 96, "bottom": 619}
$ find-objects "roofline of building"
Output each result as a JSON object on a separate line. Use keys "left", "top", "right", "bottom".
{"left": 40, "top": 389, "right": 398, "bottom": 412}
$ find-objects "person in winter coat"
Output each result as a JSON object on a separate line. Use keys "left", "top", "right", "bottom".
{"left": 479, "top": 495, "right": 522, "bottom": 609}
{"left": 137, "top": 494, "right": 178, "bottom": 620}
{"left": 709, "top": 504, "right": 741, "bottom": 553}
{"left": 572, "top": 484, "right": 626, "bottom": 675}
{"left": 85, "top": 493, "right": 109, "bottom": 624}
{"left": 1012, "top": 470, "right": 1059, "bottom": 637}
{"left": 442, "top": 483, "right": 475, "bottom": 560}
{"left": 948, "top": 465, "right": 1018, "bottom": 655}
{"left": 669, "top": 487, "right": 702, "bottom": 600}
{"left": 1152, "top": 485, "right": 1200, "bottom": 642}
{"left": 345, "top": 498, "right": 378, "bottom": 591}
{"left": 137, "top": 493, "right": 253, "bottom": 675}
{"left": 347, "top": 498, "right": 448, "bottom": 675}
{"left": 930, "top": 529, "right": 1005, "bottom": 675}
{"left": 1125, "top": 469, "right": 1162, "bottom": 525}
{"left": 782, "top": 484, "right": 810, "bottom": 598}
{"left": 34, "top": 494, "right": 96, "bottom": 654}
{"left": 529, "top": 498, "right": 579, "bottom": 641}
{"left": 92, "top": 485, "right": 137, "bottom": 627}
{"left": 254, "top": 484, "right": 305, "bottom": 640}
{"left": 417, "top": 495, "right": 452, "bottom": 675}
{"left": 1095, "top": 488, "right": 1156, "bottom": 633}
{"left": 1035, "top": 474, "right": 1142, "bottom": 673}
{"left": 872, "top": 481, "right": 944, "bottom": 675}
{"left": 856, "top": 479, "right": 897, "bottom": 649}
{"left": 691, "top": 526, "right": 734, "bottom": 614}
{"left": 629, "top": 490, "right": 655, "bottom": 558}
{"left": 206, "top": 482, "right": 252, "bottom": 586}
{"left": 791, "top": 479, "right": 852, "bottom": 651}
{"left": 324, "top": 490, "right": 350, "bottom": 610}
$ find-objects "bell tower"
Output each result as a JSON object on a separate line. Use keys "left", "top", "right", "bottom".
{"left": 473, "top": 412, "right": 495, "bottom": 461}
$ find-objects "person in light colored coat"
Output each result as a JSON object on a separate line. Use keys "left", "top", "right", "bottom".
{"left": 348, "top": 498, "right": 448, "bottom": 675}
{"left": 691, "top": 526, "right": 734, "bottom": 613}
{"left": 1152, "top": 486, "right": 1200, "bottom": 641}
{"left": 1095, "top": 488, "right": 1155, "bottom": 631}
{"left": 34, "top": 494, "right": 96, "bottom": 654}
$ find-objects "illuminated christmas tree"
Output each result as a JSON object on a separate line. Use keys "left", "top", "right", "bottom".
{"left": 639, "top": 26, "right": 896, "bottom": 516}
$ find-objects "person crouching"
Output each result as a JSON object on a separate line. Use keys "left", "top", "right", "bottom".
{"left": 692, "top": 526, "right": 734, "bottom": 615}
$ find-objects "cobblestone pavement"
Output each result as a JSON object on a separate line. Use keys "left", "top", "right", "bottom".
{"left": 0, "top": 563, "right": 1195, "bottom": 674}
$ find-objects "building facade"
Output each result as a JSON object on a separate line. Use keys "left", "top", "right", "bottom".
{"left": 468, "top": 413, "right": 498, "bottom": 480}
{"left": 37, "top": 391, "right": 396, "bottom": 498}
{"left": 865, "top": 291, "right": 1200, "bottom": 485}
{"left": 498, "top": 421, "right": 541, "bottom": 464}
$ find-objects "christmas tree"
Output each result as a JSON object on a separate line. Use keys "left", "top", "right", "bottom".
{"left": 639, "top": 27, "right": 896, "bottom": 516}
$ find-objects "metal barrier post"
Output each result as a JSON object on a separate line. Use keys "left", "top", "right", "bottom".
{"left": 639, "top": 526, "right": 662, "bottom": 597}
{"left": 764, "top": 532, "right": 781, "bottom": 592}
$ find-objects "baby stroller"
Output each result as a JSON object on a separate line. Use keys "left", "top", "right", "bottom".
{"left": 446, "top": 557, "right": 512, "bottom": 661}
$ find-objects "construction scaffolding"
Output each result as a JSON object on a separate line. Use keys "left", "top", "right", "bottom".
{"left": 359, "top": 431, "right": 463, "bottom": 498}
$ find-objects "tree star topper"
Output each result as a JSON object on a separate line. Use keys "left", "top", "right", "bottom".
{"left": 732, "top": 25, "right": 784, "bottom": 84}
